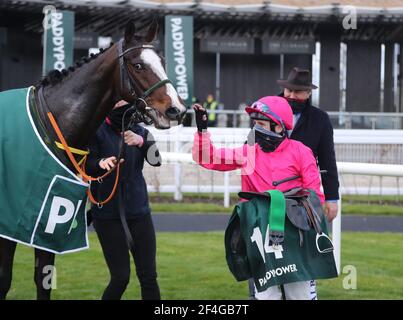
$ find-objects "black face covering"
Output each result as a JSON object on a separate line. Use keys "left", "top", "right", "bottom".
{"left": 107, "top": 103, "right": 135, "bottom": 131}
{"left": 286, "top": 98, "right": 307, "bottom": 114}
{"left": 247, "top": 124, "right": 286, "bottom": 153}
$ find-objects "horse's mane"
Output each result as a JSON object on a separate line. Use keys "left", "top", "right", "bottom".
{"left": 39, "top": 42, "right": 114, "bottom": 87}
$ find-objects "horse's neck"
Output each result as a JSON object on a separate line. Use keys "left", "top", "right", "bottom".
{"left": 41, "top": 48, "right": 119, "bottom": 150}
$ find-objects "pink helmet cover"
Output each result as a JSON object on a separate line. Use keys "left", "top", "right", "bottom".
{"left": 245, "top": 96, "right": 293, "bottom": 130}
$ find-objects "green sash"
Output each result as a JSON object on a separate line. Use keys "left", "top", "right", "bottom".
{"left": 266, "top": 190, "right": 286, "bottom": 244}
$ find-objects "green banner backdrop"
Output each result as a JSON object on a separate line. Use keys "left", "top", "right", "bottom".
{"left": 164, "top": 15, "right": 193, "bottom": 107}
{"left": 42, "top": 8, "right": 74, "bottom": 75}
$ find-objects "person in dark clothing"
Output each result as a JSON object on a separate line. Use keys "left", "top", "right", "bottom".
{"left": 277, "top": 67, "right": 339, "bottom": 222}
{"left": 86, "top": 100, "right": 162, "bottom": 300}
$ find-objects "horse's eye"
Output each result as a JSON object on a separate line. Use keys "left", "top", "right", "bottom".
{"left": 134, "top": 63, "right": 143, "bottom": 70}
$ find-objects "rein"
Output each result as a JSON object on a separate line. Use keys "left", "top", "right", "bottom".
{"left": 47, "top": 111, "right": 121, "bottom": 208}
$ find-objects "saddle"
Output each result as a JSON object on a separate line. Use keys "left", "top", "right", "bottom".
{"left": 238, "top": 188, "right": 334, "bottom": 253}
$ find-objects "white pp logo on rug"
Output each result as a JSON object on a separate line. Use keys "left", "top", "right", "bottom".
{"left": 45, "top": 196, "right": 82, "bottom": 234}
{"left": 30, "top": 175, "right": 88, "bottom": 253}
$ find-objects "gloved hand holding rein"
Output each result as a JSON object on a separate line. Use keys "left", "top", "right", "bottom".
{"left": 193, "top": 103, "right": 208, "bottom": 132}
{"left": 107, "top": 102, "right": 135, "bottom": 132}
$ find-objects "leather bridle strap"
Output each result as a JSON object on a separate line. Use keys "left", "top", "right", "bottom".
{"left": 142, "top": 78, "right": 171, "bottom": 99}
{"left": 117, "top": 39, "right": 172, "bottom": 101}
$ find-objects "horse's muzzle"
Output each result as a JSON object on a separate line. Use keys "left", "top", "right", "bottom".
{"left": 165, "top": 106, "right": 186, "bottom": 123}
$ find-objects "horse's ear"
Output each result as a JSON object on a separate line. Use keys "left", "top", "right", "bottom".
{"left": 124, "top": 20, "right": 136, "bottom": 44}
{"left": 145, "top": 18, "right": 158, "bottom": 43}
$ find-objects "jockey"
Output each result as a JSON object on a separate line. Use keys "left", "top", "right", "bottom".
{"left": 192, "top": 96, "right": 325, "bottom": 300}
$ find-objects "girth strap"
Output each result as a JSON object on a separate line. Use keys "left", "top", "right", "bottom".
{"left": 265, "top": 190, "right": 286, "bottom": 245}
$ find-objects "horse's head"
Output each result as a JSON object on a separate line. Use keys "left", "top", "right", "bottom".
{"left": 118, "top": 20, "right": 187, "bottom": 129}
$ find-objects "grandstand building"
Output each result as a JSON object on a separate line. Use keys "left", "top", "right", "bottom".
{"left": 1, "top": 0, "right": 403, "bottom": 115}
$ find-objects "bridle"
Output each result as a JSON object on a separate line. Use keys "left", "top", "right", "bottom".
{"left": 117, "top": 39, "right": 171, "bottom": 126}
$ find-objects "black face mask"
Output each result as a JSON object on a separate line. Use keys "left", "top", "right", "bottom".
{"left": 247, "top": 124, "right": 286, "bottom": 153}
{"left": 107, "top": 103, "right": 134, "bottom": 131}
{"left": 285, "top": 98, "right": 307, "bottom": 114}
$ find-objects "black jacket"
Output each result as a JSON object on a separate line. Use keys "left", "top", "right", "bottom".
{"left": 86, "top": 122, "right": 161, "bottom": 220}
{"left": 283, "top": 96, "right": 339, "bottom": 200}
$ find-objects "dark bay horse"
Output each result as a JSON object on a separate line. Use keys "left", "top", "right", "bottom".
{"left": 0, "top": 20, "right": 186, "bottom": 300}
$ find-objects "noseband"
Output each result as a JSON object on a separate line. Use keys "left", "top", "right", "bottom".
{"left": 117, "top": 39, "right": 171, "bottom": 125}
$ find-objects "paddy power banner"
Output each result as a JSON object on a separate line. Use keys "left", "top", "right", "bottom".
{"left": 165, "top": 16, "right": 193, "bottom": 107}
{"left": 42, "top": 8, "right": 74, "bottom": 75}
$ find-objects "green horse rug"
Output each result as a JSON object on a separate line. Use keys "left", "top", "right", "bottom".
{"left": 0, "top": 87, "right": 89, "bottom": 254}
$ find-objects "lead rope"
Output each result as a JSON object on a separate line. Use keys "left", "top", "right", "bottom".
{"left": 47, "top": 111, "right": 121, "bottom": 207}
{"left": 117, "top": 108, "right": 136, "bottom": 255}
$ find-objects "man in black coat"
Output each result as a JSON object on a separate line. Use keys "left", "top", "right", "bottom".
{"left": 278, "top": 67, "right": 339, "bottom": 222}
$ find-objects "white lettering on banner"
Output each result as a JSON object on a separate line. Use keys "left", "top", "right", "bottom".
{"left": 45, "top": 196, "right": 75, "bottom": 234}
{"left": 175, "top": 65, "right": 186, "bottom": 75}
{"left": 51, "top": 12, "right": 65, "bottom": 71}
{"left": 172, "top": 32, "right": 183, "bottom": 42}
{"left": 170, "top": 18, "right": 188, "bottom": 100}
{"left": 258, "top": 264, "right": 298, "bottom": 287}
{"left": 53, "top": 37, "right": 63, "bottom": 46}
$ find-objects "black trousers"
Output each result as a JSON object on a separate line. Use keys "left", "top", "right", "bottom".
{"left": 93, "top": 214, "right": 160, "bottom": 300}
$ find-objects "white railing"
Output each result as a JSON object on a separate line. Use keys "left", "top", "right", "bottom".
{"left": 147, "top": 126, "right": 403, "bottom": 164}
{"left": 184, "top": 109, "right": 403, "bottom": 129}
{"left": 148, "top": 126, "right": 403, "bottom": 144}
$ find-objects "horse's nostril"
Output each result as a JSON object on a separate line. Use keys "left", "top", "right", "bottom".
{"left": 165, "top": 106, "right": 181, "bottom": 120}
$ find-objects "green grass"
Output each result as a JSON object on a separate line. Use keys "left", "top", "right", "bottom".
{"left": 342, "top": 194, "right": 403, "bottom": 204}
{"left": 150, "top": 192, "right": 403, "bottom": 203}
{"left": 149, "top": 192, "right": 403, "bottom": 216}
{"left": 342, "top": 203, "right": 403, "bottom": 216}
{"left": 5, "top": 232, "right": 403, "bottom": 300}
{"left": 151, "top": 202, "right": 231, "bottom": 214}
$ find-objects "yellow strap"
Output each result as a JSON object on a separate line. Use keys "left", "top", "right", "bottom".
{"left": 55, "top": 141, "right": 89, "bottom": 156}
{"left": 55, "top": 141, "right": 89, "bottom": 166}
